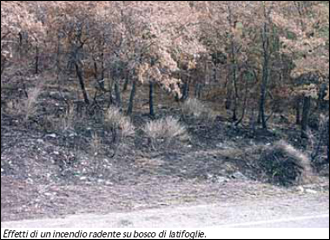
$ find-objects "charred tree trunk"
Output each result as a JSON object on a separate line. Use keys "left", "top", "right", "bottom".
{"left": 235, "top": 75, "right": 249, "bottom": 126}
{"left": 194, "top": 83, "right": 202, "bottom": 99}
{"left": 114, "top": 79, "right": 122, "bottom": 110}
{"left": 301, "top": 96, "right": 311, "bottom": 139}
{"left": 232, "top": 68, "right": 238, "bottom": 122}
{"left": 35, "top": 44, "right": 39, "bottom": 75}
{"left": 149, "top": 81, "right": 155, "bottom": 118}
{"left": 100, "top": 45, "right": 105, "bottom": 89}
{"left": 230, "top": 38, "right": 238, "bottom": 122}
{"left": 250, "top": 107, "right": 257, "bottom": 136}
{"left": 1, "top": 58, "right": 6, "bottom": 76}
{"left": 258, "top": 21, "right": 270, "bottom": 130}
{"left": 296, "top": 97, "right": 301, "bottom": 125}
{"left": 93, "top": 60, "right": 98, "bottom": 81}
{"left": 182, "top": 81, "right": 190, "bottom": 101}
{"left": 227, "top": 3, "right": 238, "bottom": 122}
{"left": 225, "top": 95, "right": 232, "bottom": 110}
{"left": 75, "top": 62, "right": 90, "bottom": 105}
{"left": 224, "top": 74, "right": 232, "bottom": 110}
{"left": 93, "top": 59, "right": 106, "bottom": 92}
{"left": 107, "top": 78, "right": 114, "bottom": 107}
{"left": 123, "top": 78, "right": 130, "bottom": 92}
{"left": 127, "top": 80, "right": 137, "bottom": 116}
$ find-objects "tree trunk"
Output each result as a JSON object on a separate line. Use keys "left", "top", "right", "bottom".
{"left": 250, "top": 107, "right": 257, "bottom": 136}
{"left": 182, "top": 81, "right": 190, "bottom": 101}
{"left": 75, "top": 62, "right": 90, "bottom": 105}
{"left": 227, "top": 3, "right": 238, "bottom": 121}
{"left": 93, "top": 59, "right": 106, "bottom": 91}
{"left": 100, "top": 50, "right": 105, "bottom": 89}
{"left": 232, "top": 69, "right": 238, "bottom": 122}
{"left": 259, "top": 22, "right": 270, "bottom": 130}
{"left": 296, "top": 97, "right": 301, "bottom": 125}
{"left": 301, "top": 96, "right": 311, "bottom": 138}
{"left": 194, "top": 83, "right": 202, "bottom": 99}
{"left": 225, "top": 94, "right": 232, "bottom": 110}
{"left": 230, "top": 38, "right": 238, "bottom": 122}
{"left": 127, "top": 80, "right": 136, "bottom": 116}
{"left": 149, "top": 81, "right": 155, "bottom": 118}
{"left": 235, "top": 75, "right": 249, "bottom": 126}
{"left": 35, "top": 45, "right": 39, "bottom": 75}
{"left": 114, "top": 79, "right": 122, "bottom": 110}
{"left": 108, "top": 78, "right": 114, "bottom": 107}
{"left": 123, "top": 78, "right": 130, "bottom": 92}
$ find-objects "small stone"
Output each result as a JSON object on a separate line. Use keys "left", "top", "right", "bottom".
{"left": 69, "top": 132, "right": 77, "bottom": 137}
{"left": 46, "top": 133, "right": 57, "bottom": 138}
{"left": 306, "top": 189, "right": 317, "bottom": 194}
{"left": 207, "top": 173, "right": 214, "bottom": 179}
{"left": 105, "top": 181, "right": 113, "bottom": 186}
{"left": 297, "top": 186, "right": 305, "bottom": 193}
{"left": 216, "top": 176, "right": 228, "bottom": 183}
{"left": 231, "top": 171, "right": 248, "bottom": 180}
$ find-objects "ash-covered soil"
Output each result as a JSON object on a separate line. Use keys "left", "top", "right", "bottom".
{"left": 1, "top": 86, "right": 329, "bottom": 222}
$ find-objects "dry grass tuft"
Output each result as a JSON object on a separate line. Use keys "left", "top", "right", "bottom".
{"left": 143, "top": 116, "right": 189, "bottom": 148}
{"left": 105, "top": 107, "right": 135, "bottom": 138}
{"left": 61, "top": 103, "right": 75, "bottom": 131}
{"left": 6, "top": 87, "right": 42, "bottom": 121}
{"left": 182, "top": 98, "right": 215, "bottom": 120}
{"left": 90, "top": 132, "right": 102, "bottom": 156}
{"left": 5, "top": 86, "right": 42, "bottom": 122}
{"left": 24, "top": 87, "right": 41, "bottom": 120}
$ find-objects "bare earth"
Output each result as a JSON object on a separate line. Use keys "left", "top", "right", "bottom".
{"left": 1, "top": 193, "right": 329, "bottom": 228}
{"left": 1, "top": 177, "right": 329, "bottom": 228}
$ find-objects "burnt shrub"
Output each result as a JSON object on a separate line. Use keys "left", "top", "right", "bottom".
{"left": 258, "top": 141, "right": 313, "bottom": 186}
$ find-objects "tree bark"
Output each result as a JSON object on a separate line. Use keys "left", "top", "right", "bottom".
{"left": 259, "top": 21, "right": 270, "bottom": 130}
{"left": 107, "top": 78, "right": 114, "bottom": 107}
{"left": 123, "top": 78, "right": 130, "bottom": 92}
{"left": 35, "top": 45, "right": 39, "bottom": 75}
{"left": 227, "top": 3, "right": 238, "bottom": 121}
{"left": 296, "top": 97, "right": 301, "bottom": 125}
{"left": 232, "top": 66, "right": 238, "bottom": 122}
{"left": 250, "top": 107, "right": 257, "bottom": 136}
{"left": 127, "top": 80, "right": 137, "bottom": 116}
{"left": 230, "top": 35, "right": 238, "bottom": 122}
{"left": 235, "top": 74, "right": 249, "bottom": 126}
{"left": 194, "top": 83, "right": 202, "bottom": 99}
{"left": 114, "top": 79, "right": 122, "bottom": 110}
{"left": 149, "top": 81, "right": 155, "bottom": 118}
{"left": 182, "top": 81, "right": 190, "bottom": 101}
{"left": 75, "top": 62, "right": 90, "bottom": 105}
{"left": 301, "top": 96, "right": 311, "bottom": 138}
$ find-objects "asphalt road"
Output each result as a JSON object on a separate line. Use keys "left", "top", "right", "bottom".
{"left": 1, "top": 194, "right": 329, "bottom": 228}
